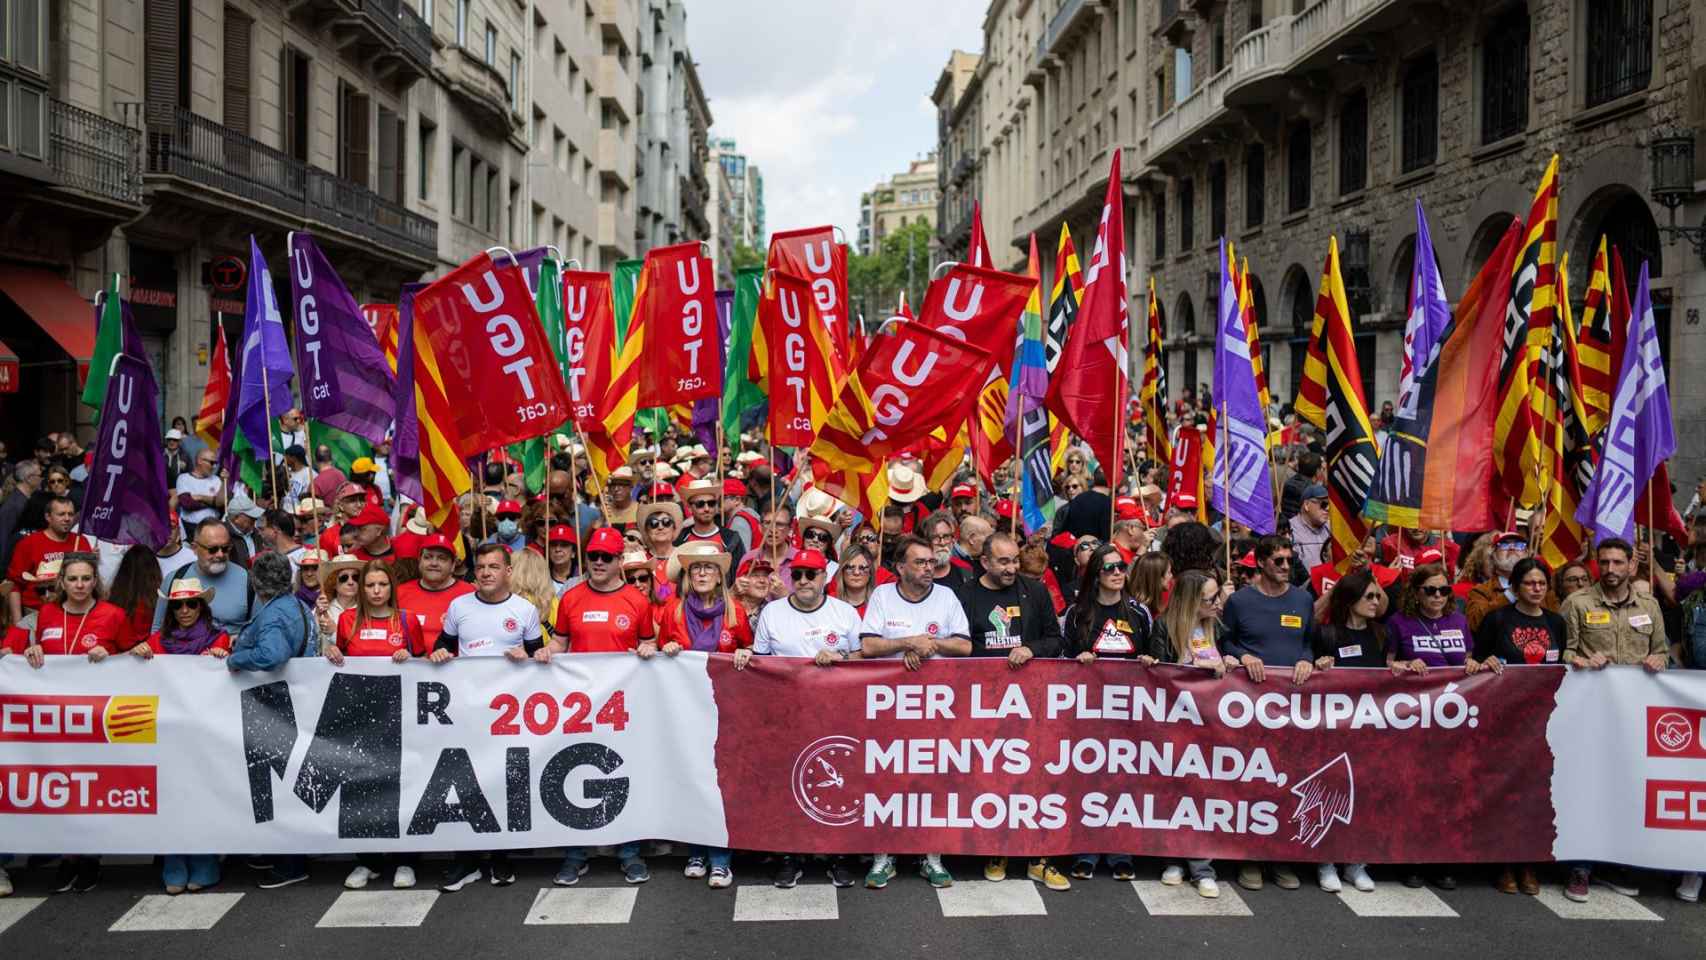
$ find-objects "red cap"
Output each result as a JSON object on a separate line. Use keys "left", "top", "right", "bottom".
{"left": 1418, "top": 547, "right": 1445, "bottom": 565}
{"left": 993, "top": 498, "right": 1016, "bottom": 519}
{"left": 722, "top": 478, "right": 747, "bottom": 497}
{"left": 951, "top": 483, "right": 976, "bottom": 500}
{"left": 350, "top": 503, "right": 390, "bottom": 528}
{"left": 1114, "top": 497, "right": 1143, "bottom": 521}
{"left": 737, "top": 554, "right": 776, "bottom": 577}
{"left": 650, "top": 481, "right": 676, "bottom": 499}
{"left": 495, "top": 499, "right": 522, "bottom": 516}
{"left": 1173, "top": 492, "right": 1198, "bottom": 510}
{"left": 1048, "top": 531, "right": 1078, "bottom": 549}
{"left": 419, "top": 533, "right": 456, "bottom": 555}
{"left": 547, "top": 524, "right": 576, "bottom": 544}
{"left": 335, "top": 482, "right": 365, "bottom": 502}
{"left": 793, "top": 548, "right": 830, "bottom": 571}
{"left": 1238, "top": 550, "right": 1259, "bottom": 569}
{"left": 585, "top": 527, "right": 625, "bottom": 554}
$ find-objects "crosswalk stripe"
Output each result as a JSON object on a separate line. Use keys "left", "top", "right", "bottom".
{"left": 0, "top": 898, "right": 45, "bottom": 937}
{"left": 1535, "top": 886, "right": 1664, "bottom": 921}
{"left": 315, "top": 890, "right": 439, "bottom": 928}
{"left": 1130, "top": 879, "right": 1252, "bottom": 916}
{"left": 524, "top": 888, "right": 639, "bottom": 925}
{"left": 935, "top": 879, "right": 1048, "bottom": 917}
{"left": 734, "top": 884, "right": 839, "bottom": 921}
{"left": 1334, "top": 885, "right": 1459, "bottom": 918}
{"left": 109, "top": 893, "right": 244, "bottom": 932}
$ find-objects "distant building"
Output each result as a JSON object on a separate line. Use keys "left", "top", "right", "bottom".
{"left": 865, "top": 153, "right": 940, "bottom": 256}
{"left": 709, "top": 136, "right": 764, "bottom": 250}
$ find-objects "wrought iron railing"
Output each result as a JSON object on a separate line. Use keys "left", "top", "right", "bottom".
{"left": 396, "top": 0, "right": 434, "bottom": 67}
{"left": 50, "top": 99, "right": 142, "bottom": 205}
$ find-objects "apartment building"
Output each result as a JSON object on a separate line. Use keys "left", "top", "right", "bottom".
{"left": 931, "top": 49, "right": 982, "bottom": 263}
{"left": 942, "top": 0, "right": 1706, "bottom": 484}
{"left": 709, "top": 135, "right": 764, "bottom": 247}
{"left": 862, "top": 153, "right": 939, "bottom": 256}
{"left": 631, "top": 0, "right": 711, "bottom": 257}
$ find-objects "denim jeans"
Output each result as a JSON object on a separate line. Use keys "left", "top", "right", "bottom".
{"left": 1073, "top": 853, "right": 1134, "bottom": 869}
{"left": 692, "top": 845, "right": 732, "bottom": 869}
{"left": 162, "top": 854, "right": 221, "bottom": 888}
{"left": 562, "top": 842, "right": 642, "bottom": 866}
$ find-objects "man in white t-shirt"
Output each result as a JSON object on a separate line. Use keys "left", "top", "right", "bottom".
{"left": 428, "top": 542, "right": 544, "bottom": 893}
{"left": 858, "top": 534, "right": 970, "bottom": 891}
{"left": 738, "top": 547, "right": 863, "bottom": 889}
{"left": 175, "top": 449, "right": 222, "bottom": 529}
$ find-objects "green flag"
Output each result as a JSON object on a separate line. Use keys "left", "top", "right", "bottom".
{"left": 231, "top": 426, "right": 269, "bottom": 499}
{"left": 509, "top": 257, "right": 565, "bottom": 494}
{"left": 80, "top": 275, "right": 125, "bottom": 410}
{"left": 309, "top": 419, "right": 372, "bottom": 475}
{"left": 722, "top": 267, "right": 766, "bottom": 437}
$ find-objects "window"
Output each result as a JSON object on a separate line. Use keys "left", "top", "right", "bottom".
{"left": 1209, "top": 161, "right": 1226, "bottom": 240}
{"left": 1244, "top": 143, "right": 1265, "bottom": 228}
{"left": 1178, "top": 178, "right": 1194, "bottom": 250}
{"left": 1584, "top": 0, "right": 1652, "bottom": 107}
{"left": 279, "top": 46, "right": 310, "bottom": 162}
{"left": 418, "top": 118, "right": 436, "bottom": 201}
{"left": 143, "top": 0, "right": 193, "bottom": 114}
{"left": 1152, "top": 190, "right": 1167, "bottom": 259}
{"left": 455, "top": 0, "right": 468, "bottom": 46}
{"left": 1154, "top": 69, "right": 1166, "bottom": 115}
{"left": 1481, "top": 6, "right": 1529, "bottom": 143}
{"left": 451, "top": 142, "right": 468, "bottom": 219}
{"left": 336, "top": 81, "right": 370, "bottom": 188}
{"left": 1211, "top": 18, "right": 1226, "bottom": 73}
{"left": 552, "top": 127, "right": 565, "bottom": 170}
{"left": 9, "top": 0, "right": 45, "bottom": 73}
{"left": 221, "top": 6, "right": 252, "bottom": 136}
{"left": 1287, "top": 121, "right": 1311, "bottom": 213}
{"left": 377, "top": 107, "right": 404, "bottom": 202}
{"left": 485, "top": 24, "right": 497, "bottom": 65}
{"left": 418, "top": 0, "right": 433, "bottom": 29}
{"left": 1174, "top": 47, "right": 1193, "bottom": 104}
{"left": 510, "top": 52, "right": 521, "bottom": 109}
{"left": 2, "top": 0, "right": 49, "bottom": 158}
{"left": 1338, "top": 89, "right": 1367, "bottom": 195}
{"left": 1400, "top": 51, "right": 1438, "bottom": 172}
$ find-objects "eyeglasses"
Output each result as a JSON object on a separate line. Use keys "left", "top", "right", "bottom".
{"left": 689, "top": 499, "right": 717, "bottom": 509}
{"left": 337, "top": 573, "right": 360, "bottom": 584}
{"left": 1519, "top": 578, "right": 1549, "bottom": 590}
{"left": 646, "top": 516, "right": 675, "bottom": 529}
{"left": 1420, "top": 585, "right": 1452, "bottom": 597}
{"left": 196, "top": 543, "right": 230, "bottom": 554}
{"left": 791, "top": 568, "right": 822, "bottom": 582}
{"left": 929, "top": 533, "right": 954, "bottom": 543}
{"left": 587, "top": 551, "right": 618, "bottom": 564}
{"left": 1562, "top": 574, "right": 1591, "bottom": 585}
{"left": 1267, "top": 554, "right": 1293, "bottom": 565}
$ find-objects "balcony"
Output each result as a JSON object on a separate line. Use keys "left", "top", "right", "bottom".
{"left": 134, "top": 105, "right": 435, "bottom": 268}
{"left": 1031, "top": 0, "right": 1102, "bottom": 83}
{"left": 598, "top": 128, "right": 631, "bottom": 185}
{"left": 1156, "top": 0, "right": 1192, "bottom": 43}
{"left": 1016, "top": 145, "right": 1141, "bottom": 240}
{"left": 330, "top": 0, "right": 431, "bottom": 85}
{"left": 599, "top": 54, "right": 634, "bottom": 122}
{"left": 951, "top": 154, "right": 977, "bottom": 185}
{"left": 49, "top": 99, "right": 143, "bottom": 209}
{"left": 1146, "top": 65, "right": 1234, "bottom": 169}
{"left": 443, "top": 45, "right": 517, "bottom": 136}
{"left": 1225, "top": 0, "right": 1420, "bottom": 106}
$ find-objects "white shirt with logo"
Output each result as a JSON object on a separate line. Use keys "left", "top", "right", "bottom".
{"left": 754, "top": 595, "right": 863, "bottom": 658}
{"left": 857, "top": 582, "right": 970, "bottom": 658}
{"left": 442, "top": 592, "right": 542, "bottom": 657}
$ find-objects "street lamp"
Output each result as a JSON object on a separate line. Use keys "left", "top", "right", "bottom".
{"left": 1650, "top": 130, "right": 1706, "bottom": 267}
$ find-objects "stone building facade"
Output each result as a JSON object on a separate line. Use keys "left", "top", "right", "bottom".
{"left": 862, "top": 153, "right": 940, "bottom": 256}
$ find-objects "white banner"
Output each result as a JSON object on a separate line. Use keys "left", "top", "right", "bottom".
{"left": 0, "top": 655, "right": 726, "bottom": 854}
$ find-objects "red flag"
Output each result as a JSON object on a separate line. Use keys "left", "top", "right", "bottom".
{"left": 968, "top": 203, "right": 993, "bottom": 269}
{"left": 765, "top": 271, "right": 842, "bottom": 448}
{"left": 634, "top": 241, "right": 719, "bottom": 410}
{"left": 194, "top": 321, "right": 232, "bottom": 450}
{"left": 1166, "top": 423, "right": 1204, "bottom": 512}
{"left": 1047, "top": 150, "right": 1130, "bottom": 490}
{"left": 410, "top": 252, "right": 571, "bottom": 458}
{"left": 768, "top": 226, "right": 851, "bottom": 370}
{"left": 562, "top": 269, "right": 617, "bottom": 432}
{"left": 912, "top": 262, "right": 1035, "bottom": 432}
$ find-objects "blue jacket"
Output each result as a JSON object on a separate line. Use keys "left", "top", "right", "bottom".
{"left": 227, "top": 595, "right": 315, "bottom": 672}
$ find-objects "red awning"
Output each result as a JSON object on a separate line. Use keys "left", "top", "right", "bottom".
{"left": 0, "top": 338, "right": 17, "bottom": 393}
{"left": 0, "top": 265, "right": 96, "bottom": 378}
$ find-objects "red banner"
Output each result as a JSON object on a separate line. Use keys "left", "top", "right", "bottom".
{"left": 765, "top": 271, "right": 838, "bottom": 448}
{"left": 713, "top": 659, "right": 1560, "bottom": 861}
{"left": 1166, "top": 421, "right": 1204, "bottom": 514}
{"left": 562, "top": 270, "right": 617, "bottom": 432}
{"left": 768, "top": 226, "right": 851, "bottom": 369}
{"left": 635, "top": 242, "right": 719, "bottom": 410}
{"left": 412, "top": 252, "right": 571, "bottom": 456}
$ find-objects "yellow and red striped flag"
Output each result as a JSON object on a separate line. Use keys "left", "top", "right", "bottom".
{"left": 1537, "top": 255, "right": 1591, "bottom": 569}
{"left": 1492, "top": 155, "right": 1559, "bottom": 510}
{"left": 1140, "top": 279, "right": 1171, "bottom": 467}
{"left": 1238, "top": 256, "right": 1271, "bottom": 418}
{"left": 194, "top": 321, "right": 232, "bottom": 450}
{"left": 595, "top": 267, "right": 647, "bottom": 489}
{"left": 1046, "top": 224, "right": 1083, "bottom": 473}
{"left": 1576, "top": 237, "right": 1630, "bottom": 436}
{"left": 388, "top": 285, "right": 470, "bottom": 550}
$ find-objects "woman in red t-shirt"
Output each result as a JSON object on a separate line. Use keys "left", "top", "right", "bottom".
{"left": 327, "top": 561, "right": 426, "bottom": 664}
{"left": 10, "top": 554, "right": 129, "bottom": 666}
{"left": 658, "top": 543, "right": 751, "bottom": 658}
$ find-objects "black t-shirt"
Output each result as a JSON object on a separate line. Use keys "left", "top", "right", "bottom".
{"left": 1058, "top": 489, "right": 1113, "bottom": 540}
{"left": 1064, "top": 598, "right": 1152, "bottom": 659}
{"left": 933, "top": 564, "right": 970, "bottom": 591}
{"left": 1474, "top": 605, "right": 1566, "bottom": 666}
{"left": 1313, "top": 623, "right": 1388, "bottom": 668}
{"left": 956, "top": 577, "right": 1061, "bottom": 658}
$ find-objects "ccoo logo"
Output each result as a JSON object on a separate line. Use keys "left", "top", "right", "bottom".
{"left": 1654, "top": 711, "right": 1694, "bottom": 754}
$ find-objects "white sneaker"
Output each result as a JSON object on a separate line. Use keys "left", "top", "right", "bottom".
{"left": 683, "top": 856, "right": 708, "bottom": 879}
{"left": 343, "top": 865, "right": 377, "bottom": 890}
{"left": 1160, "top": 864, "right": 1185, "bottom": 885}
{"left": 1345, "top": 863, "right": 1375, "bottom": 892}
{"left": 1196, "top": 877, "right": 1220, "bottom": 899}
{"left": 1678, "top": 872, "right": 1703, "bottom": 903}
{"left": 1318, "top": 863, "right": 1342, "bottom": 893}
{"left": 0, "top": 866, "right": 11, "bottom": 897}
{"left": 392, "top": 865, "right": 416, "bottom": 889}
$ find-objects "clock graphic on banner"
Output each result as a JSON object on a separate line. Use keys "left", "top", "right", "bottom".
{"left": 792, "top": 735, "right": 862, "bottom": 827}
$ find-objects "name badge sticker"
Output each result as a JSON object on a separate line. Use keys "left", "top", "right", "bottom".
{"left": 1630, "top": 614, "right": 1653, "bottom": 627}
{"left": 1337, "top": 644, "right": 1363, "bottom": 659}
{"left": 1585, "top": 611, "right": 1612, "bottom": 625}
{"left": 1280, "top": 614, "right": 1303, "bottom": 628}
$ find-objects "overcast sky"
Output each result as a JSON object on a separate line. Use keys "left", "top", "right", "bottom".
{"left": 688, "top": 0, "right": 987, "bottom": 245}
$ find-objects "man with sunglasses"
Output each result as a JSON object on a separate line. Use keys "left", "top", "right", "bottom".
{"left": 176, "top": 449, "right": 223, "bottom": 529}
{"left": 674, "top": 478, "right": 743, "bottom": 577}
{"left": 1220, "top": 534, "right": 1315, "bottom": 892}
{"left": 153, "top": 520, "right": 252, "bottom": 634}
{"left": 6, "top": 495, "right": 95, "bottom": 623}
{"left": 1464, "top": 532, "right": 1555, "bottom": 631}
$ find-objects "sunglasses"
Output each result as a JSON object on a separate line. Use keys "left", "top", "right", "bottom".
{"left": 791, "top": 568, "right": 822, "bottom": 582}
{"left": 857, "top": 533, "right": 879, "bottom": 544}
{"left": 1360, "top": 591, "right": 1383, "bottom": 602}
{"left": 587, "top": 552, "right": 618, "bottom": 564}
{"left": 842, "top": 564, "right": 871, "bottom": 575}
{"left": 803, "top": 530, "right": 831, "bottom": 541}
{"left": 625, "top": 573, "right": 652, "bottom": 585}
{"left": 1100, "top": 563, "right": 1126, "bottom": 574}
{"left": 196, "top": 543, "right": 231, "bottom": 554}
{"left": 169, "top": 599, "right": 203, "bottom": 611}
{"left": 689, "top": 499, "right": 717, "bottom": 509}
{"left": 646, "top": 516, "right": 675, "bottom": 528}
{"left": 338, "top": 573, "right": 360, "bottom": 584}
{"left": 1420, "top": 585, "right": 1452, "bottom": 597}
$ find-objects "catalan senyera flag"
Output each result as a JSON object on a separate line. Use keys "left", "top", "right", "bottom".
{"left": 389, "top": 282, "right": 469, "bottom": 548}
{"left": 194, "top": 320, "right": 232, "bottom": 450}
{"left": 1140, "top": 279, "right": 1171, "bottom": 467}
{"left": 1297, "top": 237, "right": 1378, "bottom": 571}
{"left": 1577, "top": 237, "right": 1630, "bottom": 436}
{"left": 1492, "top": 154, "right": 1559, "bottom": 509}
{"left": 1537, "top": 255, "right": 1591, "bottom": 569}
{"left": 1046, "top": 224, "right": 1082, "bottom": 473}
{"left": 763, "top": 270, "right": 843, "bottom": 449}
{"left": 595, "top": 292, "right": 645, "bottom": 488}
{"left": 1237, "top": 256, "right": 1271, "bottom": 419}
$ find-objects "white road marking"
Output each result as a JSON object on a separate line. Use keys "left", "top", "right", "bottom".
{"left": 1335, "top": 885, "right": 1459, "bottom": 918}
{"left": 109, "top": 893, "right": 244, "bottom": 931}
{"left": 936, "top": 879, "right": 1048, "bottom": 917}
{"left": 316, "top": 890, "right": 439, "bottom": 928}
{"left": 1535, "top": 886, "right": 1663, "bottom": 921}
{"left": 734, "top": 884, "right": 840, "bottom": 921}
{"left": 1130, "top": 879, "right": 1253, "bottom": 917}
{"left": 0, "top": 898, "right": 45, "bottom": 937}
{"left": 524, "top": 887, "right": 639, "bottom": 925}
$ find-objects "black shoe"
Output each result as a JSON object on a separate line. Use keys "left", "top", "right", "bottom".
{"left": 244, "top": 856, "right": 274, "bottom": 871}
{"left": 488, "top": 856, "right": 516, "bottom": 887}
{"left": 827, "top": 858, "right": 856, "bottom": 888}
{"left": 1433, "top": 874, "right": 1458, "bottom": 891}
{"left": 438, "top": 861, "right": 482, "bottom": 892}
{"left": 72, "top": 861, "right": 100, "bottom": 893}
{"left": 1402, "top": 874, "right": 1426, "bottom": 889}
{"left": 51, "top": 860, "right": 79, "bottom": 894}
{"left": 256, "top": 868, "right": 307, "bottom": 890}
{"left": 774, "top": 857, "right": 803, "bottom": 889}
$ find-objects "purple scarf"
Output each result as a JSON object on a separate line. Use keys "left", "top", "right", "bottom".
{"left": 296, "top": 583, "right": 320, "bottom": 608}
{"left": 160, "top": 615, "right": 222, "bottom": 655}
{"left": 683, "top": 594, "right": 725, "bottom": 652}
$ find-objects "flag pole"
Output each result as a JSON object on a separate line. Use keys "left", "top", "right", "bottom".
{"left": 565, "top": 440, "right": 585, "bottom": 575}
{"left": 217, "top": 310, "right": 231, "bottom": 511}
{"left": 569, "top": 423, "right": 609, "bottom": 527}
{"left": 1222, "top": 398, "right": 1232, "bottom": 586}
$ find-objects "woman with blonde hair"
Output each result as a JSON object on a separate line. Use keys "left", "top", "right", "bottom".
{"left": 509, "top": 548, "right": 559, "bottom": 633}
{"left": 315, "top": 554, "right": 365, "bottom": 651}
{"left": 1145, "top": 568, "right": 1226, "bottom": 898}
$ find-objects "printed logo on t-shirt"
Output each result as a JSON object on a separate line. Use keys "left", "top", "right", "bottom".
{"left": 502, "top": 617, "right": 519, "bottom": 632}
{"left": 1093, "top": 618, "right": 1134, "bottom": 654}
{"left": 360, "top": 628, "right": 389, "bottom": 641}
{"left": 823, "top": 631, "right": 840, "bottom": 648}
{"left": 926, "top": 622, "right": 941, "bottom": 636}
{"left": 583, "top": 610, "right": 611, "bottom": 623}
{"left": 1337, "top": 644, "right": 1363, "bottom": 659}
{"left": 79, "top": 634, "right": 98, "bottom": 649}
{"left": 41, "top": 628, "right": 63, "bottom": 641}
{"left": 1510, "top": 624, "right": 1553, "bottom": 664}
{"left": 615, "top": 613, "right": 632, "bottom": 630}
{"left": 984, "top": 605, "right": 1019, "bottom": 649}
{"left": 463, "top": 636, "right": 493, "bottom": 653}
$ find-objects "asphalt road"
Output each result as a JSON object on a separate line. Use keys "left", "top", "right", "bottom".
{"left": 3, "top": 853, "right": 1703, "bottom": 959}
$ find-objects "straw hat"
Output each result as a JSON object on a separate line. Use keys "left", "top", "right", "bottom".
{"left": 887, "top": 463, "right": 926, "bottom": 503}
{"left": 795, "top": 487, "right": 843, "bottom": 520}
{"left": 294, "top": 497, "right": 326, "bottom": 518}
{"left": 653, "top": 461, "right": 680, "bottom": 480}
{"left": 159, "top": 577, "right": 215, "bottom": 603}
{"left": 678, "top": 477, "right": 721, "bottom": 503}
{"left": 620, "top": 549, "right": 655, "bottom": 572}
{"left": 637, "top": 500, "right": 683, "bottom": 530}
{"left": 405, "top": 508, "right": 433, "bottom": 536}
{"left": 666, "top": 540, "right": 731, "bottom": 582}
{"left": 319, "top": 553, "right": 366, "bottom": 589}
{"left": 631, "top": 446, "right": 659, "bottom": 466}
{"left": 797, "top": 514, "right": 840, "bottom": 542}
{"left": 22, "top": 558, "right": 61, "bottom": 582}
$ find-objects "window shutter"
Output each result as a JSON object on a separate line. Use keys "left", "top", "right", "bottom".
{"left": 222, "top": 8, "right": 252, "bottom": 136}
{"left": 144, "top": 0, "right": 182, "bottom": 120}
{"left": 394, "top": 115, "right": 407, "bottom": 201}
{"left": 281, "top": 48, "right": 299, "bottom": 158}
{"left": 349, "top": 93, "right": 371, "bottom": 189}
{"left": 376, "top": 108, "right": 399, "bottom": 201}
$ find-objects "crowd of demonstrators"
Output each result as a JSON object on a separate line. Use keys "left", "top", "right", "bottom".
{"left": 7, "top": 416, "right": 1706, "bottom": 908}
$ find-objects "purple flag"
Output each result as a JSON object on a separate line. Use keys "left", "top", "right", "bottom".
{"left": 390, "top": 282, "right": 429, "bottom": 506}
{"left": 234, "top": 236, "right": 296, "bottom": 459}
{"left": 83, "top": 353, "right": 170, "bottom": 548}
{"left": 692, "top": 289, "right": 734, "bottom": 451}
{"left": 1210, "top": 238, "right": 1276, "bottom": 534}
{"left": 1396, "top": 201, "right": 1450, "bottom": 422}
{"left": 1576, "top": 262, "right": 1675, "bottom": 542}
{"left": 287, "top": 232, "right": 396, "bottom": 445}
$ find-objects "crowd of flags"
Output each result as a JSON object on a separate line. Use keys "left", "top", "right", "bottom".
{"left": 65, "top": 149, "right": 1685, "bottom": 574}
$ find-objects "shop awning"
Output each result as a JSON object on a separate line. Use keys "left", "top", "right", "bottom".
{"left": 0, "top": 338, "right": 17, "bottom": 393}
{"left": 0, "top": 265, "right": 96, "bottom": 380}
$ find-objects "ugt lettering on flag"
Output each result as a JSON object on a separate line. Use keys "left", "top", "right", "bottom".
{"left": 83, "top": 353, "right": 170, "bottom": 548}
